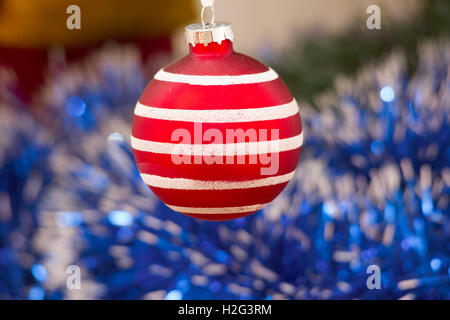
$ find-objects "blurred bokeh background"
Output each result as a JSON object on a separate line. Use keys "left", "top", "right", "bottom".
{"left": 0, "top": 0, "right": 449, "bottom": 300}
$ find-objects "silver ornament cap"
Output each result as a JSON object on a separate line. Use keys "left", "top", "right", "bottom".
{"left": 185, "top": 22, "right": 234, "bottom": 47}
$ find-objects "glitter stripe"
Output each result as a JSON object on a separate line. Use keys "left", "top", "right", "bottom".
{"left": 134, "top": 99, "right": 299, "bottom": 123}
{"left": 166, "top": 203, "right": 268, "bottom": 214}
{"left": 154, "top": 68, "right": 278, "bottom": 85}
{"left": 131, "top": 133, "right": 303, "bottom": 156}
{"left": 141, "top": 171, "right": 295, "bottom": 190}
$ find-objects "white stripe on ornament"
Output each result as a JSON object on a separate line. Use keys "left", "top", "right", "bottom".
{"left": 166, "top": 203, "right": 269, "bottom": 214}
{"left": 154, "top": 68, "right": 278, "bottom": 85}
{"left": 134, "top": 99, "right": 299, "bottom": 123}
{"left": 131, "top": 132, "right": 303, "bottom": 156}
{"left": 140, "top": 170, "right": 295, "bottom": 190}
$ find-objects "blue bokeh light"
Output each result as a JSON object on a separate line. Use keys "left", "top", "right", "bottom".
{"left": 31, "top": 264, "right": 48, "bottom": 282}
{"left": 371, "top": 140, "right": 384, "bottom": 155}
{"left": 66, "top": 96, "right": 87, "bottom": 117}
{"left": 117, "top": 227, "right": 134, "bottom": 242}
{"left": 28, "top": 286, "right": 45, "bottom": 300}
{"left": 107, "top": 132, "right": 124, "bottom": 143}
{"left": 430, "top": 258, "right": 442, "bottom": 271}
{"left": 108, "top": 210, "right": 134, "bottom": 227}
{"left": 165, "top": 289, "right": 183, "bottom": 300}
{"left": 380, "top": 86, "right": 395, "bottom": 102}
{"left": 322, "top": 202, "right": 335, "bottom": 218}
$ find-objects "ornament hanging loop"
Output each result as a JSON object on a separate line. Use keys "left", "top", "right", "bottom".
{"left": 200, "top": 0, "right": 215, "bottom": 27}
{"left": 186, "top": 0, "right": 234, "bottom": 47}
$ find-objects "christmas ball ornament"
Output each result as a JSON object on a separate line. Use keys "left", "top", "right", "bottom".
{"left": 132, "top": 3, "right": 302, "bottom": 220}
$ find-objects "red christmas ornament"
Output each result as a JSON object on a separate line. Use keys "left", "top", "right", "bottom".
{"left": 132, "top": 10, "right": 302, "bottom": 221}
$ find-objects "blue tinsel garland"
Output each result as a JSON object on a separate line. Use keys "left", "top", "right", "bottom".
{"left": 0, "top": 40, "right": 448, "bottom": 300}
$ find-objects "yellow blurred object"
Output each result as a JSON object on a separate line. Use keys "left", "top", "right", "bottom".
{"left": 0, "top": 0, "right": 196, "bottom": 48}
